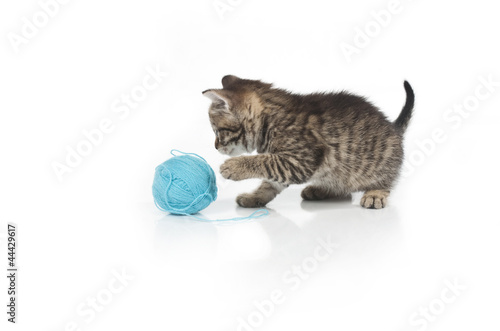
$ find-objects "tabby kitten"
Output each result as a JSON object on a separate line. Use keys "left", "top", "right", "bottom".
{"left": 202, "top": 75, "right": 414, "bottom": 209}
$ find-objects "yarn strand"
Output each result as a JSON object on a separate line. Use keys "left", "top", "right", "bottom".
{"left": 169, "top": 208, "right": 270, "bottom": 223}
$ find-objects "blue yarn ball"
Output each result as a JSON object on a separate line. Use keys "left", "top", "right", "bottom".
{"left": 152, "top": 152, "right": 218, "bottom": 215}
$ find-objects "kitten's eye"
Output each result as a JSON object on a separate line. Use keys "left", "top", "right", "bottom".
{"left": 218, "top": 128, "right": 235, "bottom": 134}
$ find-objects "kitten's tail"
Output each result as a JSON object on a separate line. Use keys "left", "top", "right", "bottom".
{"left": 394, "top": 81, "right": 415, "bottom": 133}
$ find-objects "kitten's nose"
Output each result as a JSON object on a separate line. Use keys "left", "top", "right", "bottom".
{"left": 215, "top": 137, "right": 220, "bottom": 149}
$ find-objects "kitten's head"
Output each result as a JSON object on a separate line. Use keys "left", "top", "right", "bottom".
{"left": 203, "top": 75, "right": 271, "bottom": 156}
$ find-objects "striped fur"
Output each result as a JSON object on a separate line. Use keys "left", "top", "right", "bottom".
{"left": 203, "top": 75, "right": 415, "bottom": 209}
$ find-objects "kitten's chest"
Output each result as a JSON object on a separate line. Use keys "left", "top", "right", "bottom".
{"left": 257, "top": 128, "right": 279, "bottom": 153}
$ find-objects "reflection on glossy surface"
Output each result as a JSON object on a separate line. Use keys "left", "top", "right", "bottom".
{"left": 154, "top": 188, "right": 404, "bottom": 325}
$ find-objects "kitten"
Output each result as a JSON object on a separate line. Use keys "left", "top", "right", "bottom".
{"left": 202, "top": 75, "right": 414, "bottom": 209}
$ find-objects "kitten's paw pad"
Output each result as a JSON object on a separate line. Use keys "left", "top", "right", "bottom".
{"left": 360, "top": 191, "right": 388, "bottom": 209}
{"left": 220, "top": 158, "right": 245, "bottom": 181}
{"left": 301, "top": 186, "right": 329, "bottom": 201}
{"left": 236, "top": 193, "right": 268, "bottom": 208}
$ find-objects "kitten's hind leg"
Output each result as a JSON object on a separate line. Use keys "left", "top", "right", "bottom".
{"left": 301, "top": 185, "right": 331, "bottom": 201}
{"left": 236, "top": 181, "right": 287, "bottom": 208}
{"left": 360, "top": 190, "right": 390, "bottom": 209}
{"left": 301, "top": 185, "right": 351, "bottom": 201}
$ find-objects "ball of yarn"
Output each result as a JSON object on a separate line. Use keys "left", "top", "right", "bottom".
{"left": 153, "top": 151, "right": 218, "bottom": 215}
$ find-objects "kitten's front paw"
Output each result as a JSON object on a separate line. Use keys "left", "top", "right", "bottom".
{"left": 236, "top": 193, "right": 269, "bottom": 208}
{"left": 220, "top": 158, "right": 247, "bottom": 181}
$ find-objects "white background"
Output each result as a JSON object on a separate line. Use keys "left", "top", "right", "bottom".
{"left": 1, "top": 0, "right": 499, "bottom": 330}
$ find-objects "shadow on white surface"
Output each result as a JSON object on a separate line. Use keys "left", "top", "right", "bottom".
{"left": 152, "top": 192, "right": 404, "bottom": 329}
{"left": 153, "top": 191, "right": 403, "bottom": 269}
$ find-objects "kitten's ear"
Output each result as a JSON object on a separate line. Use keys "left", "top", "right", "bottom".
{"left": 222, "top": 75, "right": 240, "bottom": 88}
{"left": 202, "top": 89, "right": 228, "bottom": 103}
{"left": 202, "top": 89, "right": 232, "bottom": 111}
